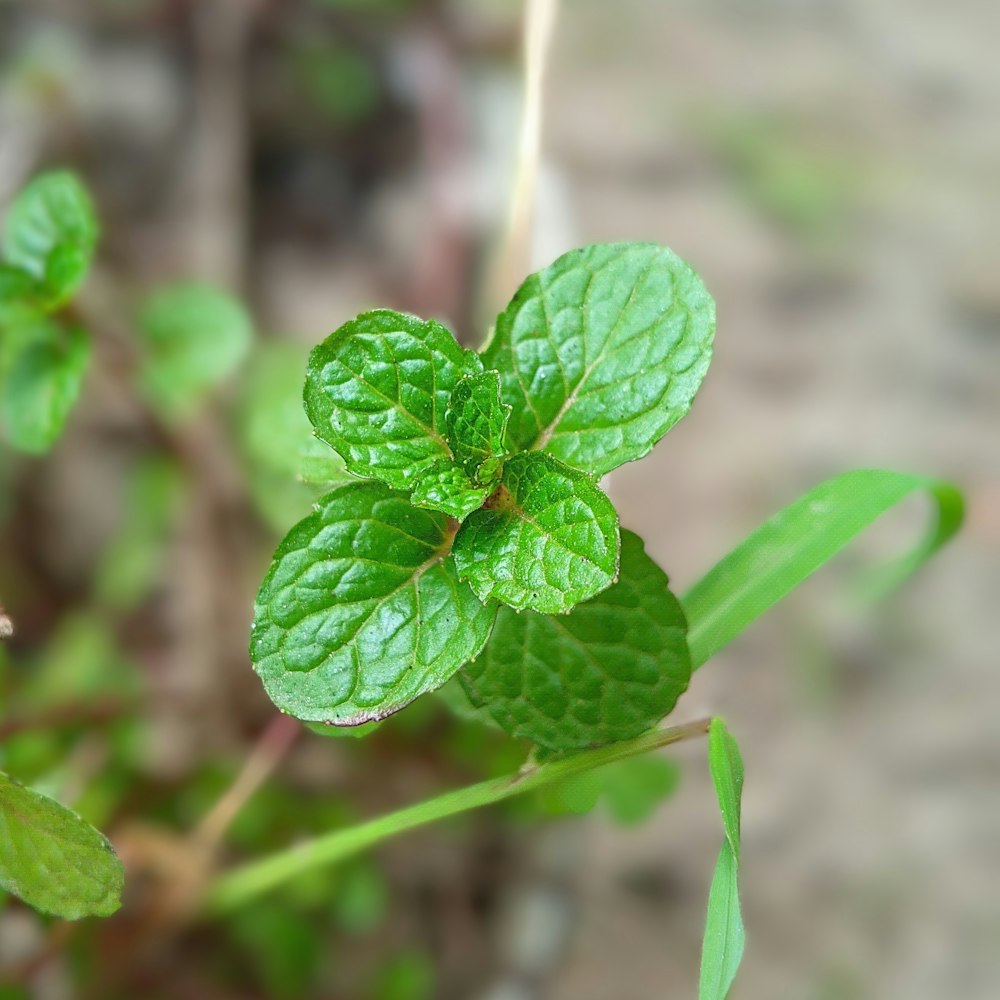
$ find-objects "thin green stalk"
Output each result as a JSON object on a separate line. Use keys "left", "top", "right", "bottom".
{"left": 203, "top": 717, "right": 709, "bottom": 914}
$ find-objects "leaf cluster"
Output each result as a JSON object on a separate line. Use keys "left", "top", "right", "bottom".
{"left": 252, "top": 242, "right": 716, "bottom": 749}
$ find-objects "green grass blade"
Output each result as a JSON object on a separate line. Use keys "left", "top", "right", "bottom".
{"left": 699, "top": 841, "right": 744, "bottom": 1000}
{"left": 699, "top": 719, "right": 746, "bottom": 1000}
{"left": 707, "top": 718, "right": 743, "bottom": 860}
{"left": 683, "top": 469, "right": 963, "bottom": 670}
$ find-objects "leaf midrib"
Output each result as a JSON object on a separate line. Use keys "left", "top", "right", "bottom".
{"left": 529, "top": 252, "right": 658, "bottom": 452}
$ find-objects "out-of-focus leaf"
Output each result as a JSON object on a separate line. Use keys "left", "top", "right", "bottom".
{"left": 94, "top": 457, "right": 185, "bottom": 610}
{"left": 229, "top": 903, "right": 323, "bottom": 1000}
{"left": 542, "top": 755, "right": 681, "bottom": 824}
{"left": 0, "top": 264, "right": 40, "bottom": 322}
{"left": 0, "top": 771, "right": 124, "bottom": 919}
{"left": 136, "top": 283, "right": 253, "bottom": 419}
{"left": 0, "top": 318, "right": 90, "bottom": 453}
{"left": 330, "top": 860, "right": 387, "bottom": 933}
{"left": 1, "top": 171, "right": 98, "bottom": 307}
{"left": 371, "top": 949, "right": 435, "bottom": 1000}
{"left": 236, "top": 341, "right": 351, "bottom": 531}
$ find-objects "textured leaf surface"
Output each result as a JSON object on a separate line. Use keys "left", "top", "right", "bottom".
{"left": 252, "top": 481, "right": 497, "bottom": 724}
{"left": 683, "top": 470, "right": 965, "bottom": 670}
{"left": 700, "top": 719, "right": 746, "bottom": 1000}
{"left": 0, "top": 319, "right": 90, "bottom": 453}
{"left": 482, "top": 242, "right": 715, "bottom": 476}
{"left": 451, "top": 452, "right": 619, "bottom": 615}
{"left": 305, "top": 309, "right": 481, "bottom": 491}
{"left": 459, "top": 530, "right": 688, "bottom": 749}
{"left": 0, "top": 771, "right": 124, "bottom": 919}
{"left": 2, "top": 171, "right": 98, "bottom": 306}
{"left": 409, "top": 460, "right": 489, "bottom": 520}
{"left": 137, "top": 283, "right": 253, "bottom": 419}
{"left": 445, "top": 370, "right": 510, "bottom": 485}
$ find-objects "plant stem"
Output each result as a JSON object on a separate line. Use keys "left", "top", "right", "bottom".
{"left": 203, "top": 717, "right": 710, "bottom": 914}
{"left": 193, "top": 713, "right": 300, "bottom": 854}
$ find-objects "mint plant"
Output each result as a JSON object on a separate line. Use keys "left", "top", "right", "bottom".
{"left": 0, "top": 165, "right": 964, "bottom": 995}
{"left": 0, "top": 172, "right": 127, "bottom": 921}
{"left": 245, "top": 240, "right": 962, "bottom": 995}
{"left": 0, "top": 171, "right": 98, "bottom": 453}
{"left": 252, "top": 243, "right": 711, "bottom": 736}
{"left": 0, "top": 171, "right": 253, "bottom": 922}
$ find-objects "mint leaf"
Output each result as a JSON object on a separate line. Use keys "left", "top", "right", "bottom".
{"left": 237, "top": 342, "right": 351, "bottom": 531}
{"left": 1, "top": 171, "right": 98, "bottom": 307}
{"left": 0, "top": 771, "right": 124, "bottom": 919}
{"left": 0, "top": 318, "right": 90, "bottom": 453}
{"left": 459, "top": 530, "right": 687, "bottom": 749}
{"left": 543, "top": 755, "right": 681, "bottom": 824}
{"left": 0, "top": 264, "right": 40, "bottom": 322}
{"left": 304, "top": 309, "right": 482, "bottom": 491}
{"left": 252, "top": 481, "right": 497, "bottom": 724}
{"left": 137, "top": 283, "right": 253, "bottom": 420}
{"left": 409, "top": 460, "right": 489, "bottom": 520}
{"left": 240, "top": 342, "right": 348, "bottom": 483}
{"left": 700, "top": 719, "right": 746, "bottom": 1000}
{"left": 445, "top": 370, "right": 510, "bottom": 485}
{"left": 483, "top": 242, "right": 715, "bottom": 476}
{"left": 451, "top": 452, "right": 619, "bottom": 615}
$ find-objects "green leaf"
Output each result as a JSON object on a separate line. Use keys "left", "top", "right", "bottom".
{"left": 482, "top": 242, "right": 714, "bottom": 476}
{"left": 700, "top": 841, "right": 744, "bottom": 1000}
{"left": 304, "top": 309, "right": 482, "bottom": 491}
{"left": 543, "top": 755, "right": 680, "bottom": 824}
{"left": 708, "top": 718, "right": 743, "bottom": 859}
{"left": 603, "top": 755, "right": 682, "bottom": 825}
{"left": 228, "top": 903, "right": 323, "bottom": 1000}
{"left": 0, "top": 318, "right": 90, "bottom": 453}
{"left": 136, "top": 283, "right": 253, "bottom": 419}
{"left": 699, "top": 718, "right": 745, "bottom": 1000}
{"left": 251, "top": 481, "right": 497, "bottom": 725}
{"left": 0, "top": 771, "right": 124, "bottom": 919}
{"left": 445, "top": 369, "right": 510, "bottom": 485}
{"left": 409, "top": 459, "right": 489, "bottom": 520}
{"left": 0, "top": 264, "right": 40, "bottom": 322}
{"left": 451, "top": 452, "right": 620, "bottom": 615}
{"left": 1, "top": 171, "right": 98, "bottom": 307}
{"left": 683, "top": 470, "right": 964, "bottom": 670}
{"left": 372, "top": 949, "right": 436, "bottom": 1000}
{"left": 94, "top": 457, "right": 185, "bottom": 610}
{"left": 237, "top": 342, "right": 351, "bottom": 531}
{"left": 459, "top": 530, "right": 688, "bottom": 750}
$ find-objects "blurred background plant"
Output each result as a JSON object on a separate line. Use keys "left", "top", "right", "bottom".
{"left": 0, "top": 1, "right": 996, "bottom": 998}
